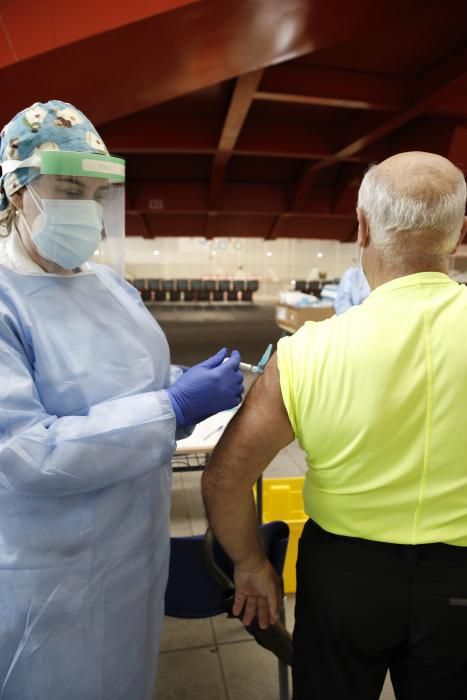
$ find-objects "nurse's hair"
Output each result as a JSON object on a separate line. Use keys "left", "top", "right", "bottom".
{"left": 358, "top": 152, "right": 466, "bottom": 264}
{"left": 0, "top": 199, "right": 18, "bottom": 235}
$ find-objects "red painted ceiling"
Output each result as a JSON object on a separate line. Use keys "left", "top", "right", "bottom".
{"left": 1, "top": 0, "right": 466, "bottom": 241}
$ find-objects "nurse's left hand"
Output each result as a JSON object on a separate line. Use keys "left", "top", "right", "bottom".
{"left": 232, "top": 558, "right": 281, "bottom": 630}
{"left": 167, "top": 348, "right": 244, "bottom": 427}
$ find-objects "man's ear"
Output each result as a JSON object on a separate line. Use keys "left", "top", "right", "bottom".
{"left": 357, "top": 207, "right": 369, "bottom": 248}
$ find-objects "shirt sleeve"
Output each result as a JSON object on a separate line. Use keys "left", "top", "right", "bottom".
{"left": 277, "top": 333, "right": 301, "bottom": 436}
{"left": 0, "top": 310, "right": 177, "bottom": 497}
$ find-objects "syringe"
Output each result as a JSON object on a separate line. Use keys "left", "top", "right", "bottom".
{"left": 239, "top": 361, "right": 264, "bottom": 374}
{"left": 222, "top": 358, "right": 264, "bottom": 374}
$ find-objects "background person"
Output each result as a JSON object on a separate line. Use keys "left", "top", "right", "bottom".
{"left": 334, "top": 261, "right": 370, "bottom": 314}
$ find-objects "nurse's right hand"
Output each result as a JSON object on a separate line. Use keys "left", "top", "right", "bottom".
{"left": 166, "top": 348, "right": 244, "bottom": 427}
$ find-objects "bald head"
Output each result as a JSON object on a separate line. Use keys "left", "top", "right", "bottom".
{"left": 373, "top": 151, "right": 463, "bottom": 203}
{"left": 358, "top": 151, "right": 466, "bottom": 268}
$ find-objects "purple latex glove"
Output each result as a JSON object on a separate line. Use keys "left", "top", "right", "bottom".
{"left": 167, "top": 348, "right": 244, "bottom": 427}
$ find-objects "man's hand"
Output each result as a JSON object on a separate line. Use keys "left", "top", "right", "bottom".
{"left": 233, "top": 558, "right": 282, "bottom": 630}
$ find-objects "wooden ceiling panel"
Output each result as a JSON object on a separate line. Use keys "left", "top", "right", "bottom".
{"left": 135, "top": 82, "right": 234, "bottom": 119}
{"left": 125, "top": 154, "right": 213, "bottom": 182}
{"left": 146, "top": 213, "right": 206, "bottom": 237}
{"left": 297, "top": 0, "right": 467, "bottom": 76}
{"left": 248, "top": 100, "right": 359, "bottom": 125}
{"left": 217, "top": 215, "right": 276, "bottom": 238}
{"left": 283, "top": 216, "right": 356, "bottom": 241}
{"left": 1, "top": 0, "right": 466, "bottom": 242}
{"left": 227, "top": 156, "right": 303, "bottom": 185}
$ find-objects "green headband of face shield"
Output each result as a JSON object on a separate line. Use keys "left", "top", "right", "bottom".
{"left": 5, "top": 150, "right": 127, "bottom": 276}
{"left": 1, "top": 150, "right": 125, "bottom": 182}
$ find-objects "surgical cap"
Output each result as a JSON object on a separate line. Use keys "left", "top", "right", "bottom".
{"left": 0, "top": 100, "right": 109, "bottom": 211}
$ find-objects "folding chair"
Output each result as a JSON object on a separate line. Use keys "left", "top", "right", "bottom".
{"left": 165, "top": 521, "right": 292, "bottom": 700}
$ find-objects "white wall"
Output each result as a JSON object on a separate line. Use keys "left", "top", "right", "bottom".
{"left": 92, "top": 236, "right": 467, "bottom": 301}
{"left": 94, "top": 236, "right": 361, "bottom": 301}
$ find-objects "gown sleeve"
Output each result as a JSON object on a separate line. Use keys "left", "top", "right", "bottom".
{"left": 0, "top": 309, "right": 177, "bottom": 497}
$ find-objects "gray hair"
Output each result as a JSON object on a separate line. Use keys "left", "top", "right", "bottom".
{"left": 358, "top": 161, "right": 466, "bottom": 261}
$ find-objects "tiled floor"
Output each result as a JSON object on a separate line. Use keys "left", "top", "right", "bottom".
{"left": 154, "top": 305, "right": 395, "bottom": 699}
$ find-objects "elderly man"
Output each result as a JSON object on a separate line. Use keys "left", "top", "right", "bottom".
{"left": 202, "top": 152, "right": 467, "bottom": 700}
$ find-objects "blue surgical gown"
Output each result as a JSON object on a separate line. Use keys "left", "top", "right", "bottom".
{"left": 0, "top": 263, "right": 176, "bottom": 699}
{"left": 334, "top": 266, "right": 370, "bottom": 314}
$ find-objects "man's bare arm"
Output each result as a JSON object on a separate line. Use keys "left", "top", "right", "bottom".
{"left": 201, "top": 353, "right": 294, "bottom": 627}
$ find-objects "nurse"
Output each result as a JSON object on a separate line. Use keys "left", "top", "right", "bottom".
{"left": 0, "top": 100, "right": 243, "bottom": 699}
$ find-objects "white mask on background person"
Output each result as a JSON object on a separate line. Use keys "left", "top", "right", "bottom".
{"left": 20, "top": 185, "right": 103, "bottom": 269}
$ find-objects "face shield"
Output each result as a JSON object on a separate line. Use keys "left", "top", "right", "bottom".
{"left": 3, "top": 150, "right": 125, "bottom": 275}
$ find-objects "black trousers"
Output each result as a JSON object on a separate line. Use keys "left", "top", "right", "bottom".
{"left": 293, "top": 519, "right": 467, "bottom": 700}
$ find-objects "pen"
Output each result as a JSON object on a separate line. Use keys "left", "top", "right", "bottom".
{"left": 203, "top": 425, "right": 225, "bottom": 441}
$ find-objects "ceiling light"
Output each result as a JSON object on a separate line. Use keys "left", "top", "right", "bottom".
{"left": 317, "top": 252, "right": 324, "bottom": 258}
{"left": 153, "top": 250, "right": 160, "bottom": 256}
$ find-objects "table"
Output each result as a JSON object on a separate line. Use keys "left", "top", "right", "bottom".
{"left": 173, "top": 407, "right": 239, "bottom": 471}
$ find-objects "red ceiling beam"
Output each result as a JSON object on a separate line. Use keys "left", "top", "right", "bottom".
{"left": 209, "top": 70, "right": 264, "bottom": 211}
{"left": 267, "top": 166, "right": 323, "bottom": 239}
{"left": 0, "top": 0, "right": 440, "bottom": 130}
{"left": 448, "top": 126, "right": 467, "bottom": 167}
{"left": 388, "top": 117, "right": 460, "bottom": 158}
{"left": 334, "top": 44, "right": 467, "bottom": 160}
{"left": 332, "top": 164, "right": 365, "bottom": 214}
{"left": 126, "top": 180, "right": 355, "bottom": 218}
{"left": 0, "top": 0, "right": 201, "bottom": 69}
{"left": 268, "top": 43, "right": 467, "bottom": 239}
{"left": 103, "top": 115, "right": 394, "bottom": 163}
{"left": 100, "top": 116, "right": 219, "bottom": 153}
{"left": 205, "top": 213, "right": 218, "bottom": 239}
{"left": 256, "top": 64, "right": 408, "bottom": 112}
{"left": 126, "top": 211, "right": 358, "bottom": 241}
{"left": 0, "top": 0, "right": 343, "bottom": 128}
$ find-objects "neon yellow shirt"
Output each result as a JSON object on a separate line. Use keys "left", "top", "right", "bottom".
{"left": 277, "top": 272, "right": 467, "bottom": 546}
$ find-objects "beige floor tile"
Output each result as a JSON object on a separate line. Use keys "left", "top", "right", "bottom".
{"left": 170, "top": 486, "right": 191, "bottom": 524}
{"left": 264, "top": 442, "right": 306, "bottom": 478}
{"left": 155, "top": 646, "right": 227, "bottom": 700}
{"left": 180, "top": 470, "right": 202, "bottom": 489}
{"left": 171, "top": 473, "right": 184, "bottom": 489}
{"left": 190, "top": 516, "right": 209, "bottom": 536}
{"left": 160, "top": 615, "right": 215, "bottom": 653}
{"left": 218, "top": 639, "right": 291, "bottom": 700}
{"left": 180, "top": 473, "right": 206, "bottom": 518}
{"left": 380, "top": 673, "right": 395, "bottom": 700}
{"left": 211, "top": 612, "right": 252, "bottom": 644}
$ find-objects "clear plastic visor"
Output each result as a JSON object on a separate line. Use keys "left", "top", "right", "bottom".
{"left": 8, "top": 151, "right": 125, "bottom": 276}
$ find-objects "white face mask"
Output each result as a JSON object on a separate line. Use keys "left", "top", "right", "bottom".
{"left": 21, "top": 185, "right": 103, "bottom": 269}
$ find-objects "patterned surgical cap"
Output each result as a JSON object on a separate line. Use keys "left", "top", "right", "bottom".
{"left": 0, "top": 100, "right": 109, "bottom": 210}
